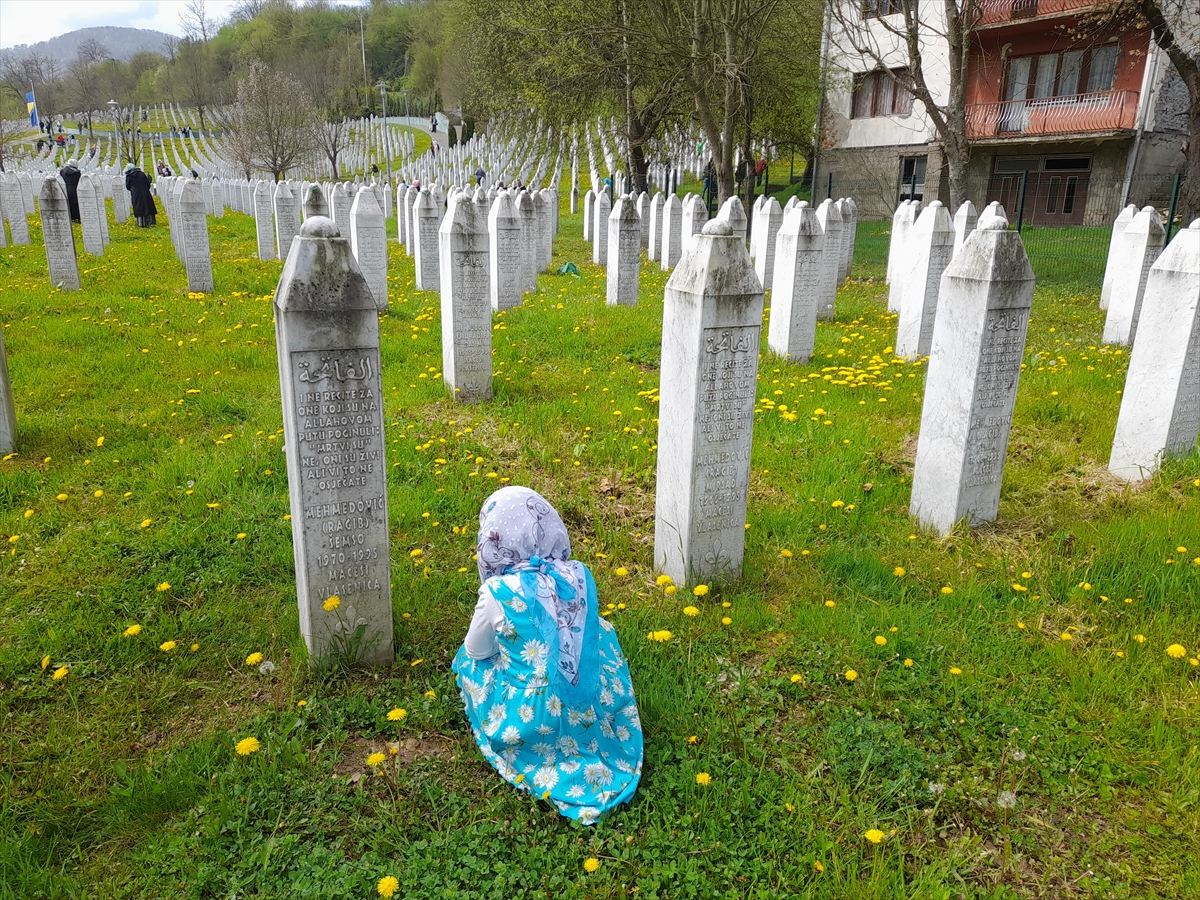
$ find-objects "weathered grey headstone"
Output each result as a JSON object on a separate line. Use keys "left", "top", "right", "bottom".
{"left": 753, "top": 197, "right": 783, "bottom": 291}
{"left": 0, "top": 324, "right": 13, "bottom": 453}
{"left": 1100, "top": 204, "right": 1139, "bottom": 310}
{"left": 767, "top": 201, "right": 823, "bottom": 362}
{"left": 648, "top": 192, "right": 664, "bottom": 262}
{"left": 952, "top": 200, "right": 977, "bottom": 258}
{"left": 273, "top": 216, "right": 393, "bottom": 666}
{"left": 681, "top": 194, "right": 708, "bottom": 253}
{"left": 39, "top": 176, "right": 80, "bottom": 291}
{"left": 660, "top": 193, "right": 683, "bottom": 271}
{"left": 749, "top": 195, "right": 767, "bottom": 263}
{"left": 815, "top": 199, "right": 843, "bottom": 320}
{"left": 331, "top": 183, "right": 352, "bottom": 229}
{"left": 255, "top": 181, "right": 275, "bottom": 261}
{"left": 583, "top": 189, "right": 595, "bottom": 243}
{"left": 111, "top": 174, "right": 129, "bottom": 224}
{"left": 77, "top": 174, "right": 104, "bottom": 256}
{"left": 413, "top": 190, "right": 441, "bottom": 291}
{"left": 655, "top": 219, "right": 763, "bottom": 586}
{"left": 212, "top": 179, "right": 225, "bottom": 217}
{"left": 636, "top": 191, "right": 649, "bottom": 249}
{"left": 909, "top": 215, "right": 1035, "bottom": 535}
{"left": 840, "top": 197, "right": 858, "bottom": 280}
{"left": 402, "top": 185, "right": 417, "bottom": 256}
{"left": 489, "top": 192, "right": 523, "bottom": 310}
{"left": 535, "top": 190, "right": 553, "bottom": 268}
{"left": 517, "top": 191, "right": 538, "bottom": 295}
{"left": 180, "top": 179, "right": 215, "bottom": 292}
{"left": 1109, "top": 220, "right": 1200, "bottom": 482}
{"left": 593, "top": 190, "right": 611, "bottom": 266}
{"left": 1102, "top": 206, "right": 1164, "bottom": 346}
{"left": 275, "top": 182, "right": 301, "bottom": 264}
{"left": 349, "top": 188, "right": 388, "bottom": 306}
{"left": 895, "top": 201, "right": 955, "bottom": 360}
{"left": 606, "top": 195, "right": 641, "bottom": 307}
{"left": 439, "top": 195, "right": 492, "bottom": 402}
{"left": 303, "top": 182, "right": 330, "bottom": 220}
{"left": 715, "top": 196, "right": 748, "bottom": 247}
{"left": 2, "top": 176, "right": 30, "bottom": 244}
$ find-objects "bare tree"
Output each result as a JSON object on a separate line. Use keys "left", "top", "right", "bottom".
{"left": 68, "top": 47, "right": 110, "bottom": 137}
{"left": 162, "top": 34, "right": 180, "bottom": 65}
{"left": 175, "top": 38, "right": 216, "bottom": 131}
{"left": 1, "top": 53, "right": 63, "bottom": 125}
{"left": 230, "top": 0, "right": 270, "bottom": 22}
{"left": 229, "top": 62, "right": 318, "bottom": 180}
{"left": 0, "top": 116, "right": 25, "bottom": 172}
{"left": 76, "top": 39, "right": 110, "bottom": 65}
{"left": 180, "top": 0, "right": 215, "bottom": 43}
{"left": 826, "top": 0, "right": 981, "bottom": 211}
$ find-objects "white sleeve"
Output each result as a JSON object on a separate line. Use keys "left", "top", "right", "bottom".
{"left": 462, "top": 586, "right": 504, "bottom": 659}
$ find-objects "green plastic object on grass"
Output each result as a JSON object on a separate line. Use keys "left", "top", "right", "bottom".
{"left": 558, "top": 263, "right": 581, "bottom": 278}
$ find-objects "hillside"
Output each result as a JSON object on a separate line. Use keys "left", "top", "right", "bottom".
{"left": 0, "top": 26, "right": 173, "bottom": 65}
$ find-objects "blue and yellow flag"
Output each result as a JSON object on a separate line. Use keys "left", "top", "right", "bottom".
{"left": 26, "top": 91, "right": 38, "bottom": 128}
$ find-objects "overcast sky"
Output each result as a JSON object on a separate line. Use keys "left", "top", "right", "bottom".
{"left": 0, "top": 0, "right": 359, "bottom": 50}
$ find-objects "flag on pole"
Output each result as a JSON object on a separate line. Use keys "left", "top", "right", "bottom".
{"left": 26, "top": 91, "right": 39, "bottom": 128}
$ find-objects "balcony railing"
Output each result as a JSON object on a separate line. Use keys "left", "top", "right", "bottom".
{"left": 965, "top": 91, "right": 1138, "bottom": 139}
{"left": 976, "top": 0, "right": 1098, "bottom": 26}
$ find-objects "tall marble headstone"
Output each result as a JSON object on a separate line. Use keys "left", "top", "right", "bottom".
{"left": 39, "top": 176, "right": 80, "bottom": 291}
{"left": 402, "top": 185, "right": 417, "bottom": 256}
{"left": 180, "top": 179, "right": 215, "bottom": 292}
{"left": 413, "top": 190, "right": 441, "bottom": 291}
{"left": 0, "top": 324, "right": 13, "bottom": 454}
{"left": 439, "top": 195, "right": 492, "bottom": 402}
{"left": 593, "top": 190, "right": 611, "bottom": 266}
{"left": 909, "top": 215, "right": 1035, "bottom": 535}
{"left": 636, "top": 191, "right": 649, "bottom": 249}
{"left": 303, "top": 182, "right": 330, "bottom": 220}
{"left": 1101, "top": 205, "right": 1164, "bottom": 346}
{"left": 840, "top": 197, "right": 858, "bottom": 281}
{"left": 648, "top": 192, "right": 664, "bottom": 262}
{"left": 275, "top": 182, "right": 301, "bottom": 264}
{"left": 535, "top": 190, "right": 554, "bottom": 269}
{"left": 681, "top": 194, "right": 708, "bottom": 253}
{"left": 753, "top": 197, "right": 783, "bottom": 292}
{"left": 1100, "top": 204, "right": 1139, "bottom": 311}
{"left": 77, "top": 175, "right": 104, "bottom": 256}
{"left": 715, "top": 196, "right": 748, "bottom": 247}
{"left": 952, "top": 201, "right": 977, "bottom": 259}
{"left": 349, "top": 188, "right": 388, "bottom": 306}
{"left": 895, "top": 201, "right": 955, "bottom": 360}
{"left": 1109, "top": 220, "right": 1200, "bottom": 482}
{"left": 2, "top": 176, "right": 30, "bottom": 245}
{"left": 273, "top": 216, "right": 393, "bottom": 666}
{"left": 583, "top": 189, "right": 595, "bottom": 243}
{"left": 331, "top": 183, "right": 352, "bottom": 229}
{"left": 606, "top": 195, "right": 641, "bottom": 307}
{"left": 489, "top": 191, "right": 523, "bottom": 310}
{"left": 255, "top": 181, "right": 276, "bottom": 261}
{"left": 517, "top": 190, "right": 538, "bottom": 294}
{"left": 767, "top": 201, "right": 823, "bottom": 362}
{"left": 660, "top": 193, "right": 683, "bottom": 271}
{"left": 654, "top": 219, "right": 763, "bottom": 586}
{"left": 815, "top": 199, "right": 843, "bottom": 320}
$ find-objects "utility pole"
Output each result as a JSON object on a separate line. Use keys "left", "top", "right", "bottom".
{"left": 359, "top": 14, "right": 369, "bottom": 108}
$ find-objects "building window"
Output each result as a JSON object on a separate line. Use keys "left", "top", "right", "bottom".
{"left": 851, "top": 69, "right": 914, "bottom": 118}
{"left": 1004, "top": 44, "right": 1119, "bottom": 103}
{"left": 899, "top": 156, "right": 926, "bottom": 202}
{"left": 862, "top": 0, "right": 906, "bottom": 17}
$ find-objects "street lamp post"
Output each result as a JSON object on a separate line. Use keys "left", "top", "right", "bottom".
{"left": 376, "top": 81, "right": 392, "bottom": 190}
{"left": 107, "top": 99, "right": 120, "bottom": 165}
{"left": 402, "top": 89, "right": 409, "bottom": 122}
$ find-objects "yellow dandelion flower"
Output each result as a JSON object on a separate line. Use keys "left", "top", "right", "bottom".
{"left": 692, "top": 584, "right": 709, "bottom": 596}
{"left": 583, "top": 857, "right": 600, "bottom": 873}
{"left": 235, "top": 736, "right": 260, "bottom": 756}
{"left": 1166, "top": 644, "right": 1187, "bottom": 658}
{"left": 780, "top": 549, "right": 793, "bottom": 558}
{"left": 96, "top": 436, "right": 104, "bottom": 447}
{"left": 52, "top": 665, "right": 69, "bottom": 681}
{"left": 123, "top": 624, "right": 142, "bottom": 637}
{"left": 904, "top": 658, "right": 914, "bottom": 668}
{"left": 864, "top": 829, "right": 885, "bottom": 844}
{"left": 190, "top": 643, "right": 199, "bottom": 652}
{"left": 844, "top": 669, "right": 858, "bottom": 681}
{"left": 683, "top": 606, "right": 699, "bottom": 616}
{"left": 687, "top": 734, "right": 699, "bottom": 744}
{"left": 139, "top": 519, "right": 152, "bottom": 528}
{"left": 893, "top": 566, "right": 906, "bottom": 577}
{"left": 825, "top": 600, "right": 836, "bottom": 608}
{"left": 721, "top": 616, "right": 732, "bottom": 625}
{"left": 367, "top": 752, "right": 386, "bottom": 767}
{"left": 245, "top": 652, "right": 264, "bottom": 666}
{"left": 615, "top": 567, "right": 629, "bottom": 576}
{"left": 664, "top": 585, "right": 676, "bottom": 595}
{"left": 790, "top": 673, "right": 804, "bottom": 683}
{"left": 388, "top": 708, "right": 408, "bottom": 721}
{"left": 940, "top": 586, "right": 953, "bottom": 595}
{"left": 656, "top": 574, "right": 673, "bottom": 587}
{"left": 1060, "top": 632, "right": 1073, "bottom": 641}
{"left": 55, "top": 493, "right": 68, "bottom": 502}
{"left": 1134, "top": 634, "right": 1147, "bottom": 643}
{"left": 695, "top": 772, "right": 712, "bottom": 786}
{"left": 814, "top": 860, "right": 825, "bottom": 872}
{"left": 423, "top": 690, "right": 437, "bottom": 700}
{"left": 41, "top": 655, "right": 50, "bottom": 671}
{"left": 297, "top": 700, "right": 307, "bottom": 708}
{"left": 874, "top": 636, "right": 887, "bottom": 646}
{"left": 236, "top": 533, "right": 247, "bottom": 540}
{"left": 159, "top": 640, "right": 176, "bottom": 652}
{"left": 156, "top": 581, "right": 170, "bottom": 592}
{"left": 323, "top": 595, "right": 341, "bottom": 611}
{"left": 949, "top": 666, "right": 962, "bottom": 675}
{"left": 409, "top": 548, "right": 423, "bottom": 558}
{"left": 93, "top": 490, "right": 103, "bottom": 498}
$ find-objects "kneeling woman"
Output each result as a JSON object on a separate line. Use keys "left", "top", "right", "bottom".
{"left": 452, "top": 487, "right": 643, "bottom": 824}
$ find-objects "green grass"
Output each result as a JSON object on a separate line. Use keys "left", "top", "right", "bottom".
{"left": 1, "top": 183, "right": 1199, "bottom": 899}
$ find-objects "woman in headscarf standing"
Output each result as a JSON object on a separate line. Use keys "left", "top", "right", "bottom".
{"left": 452, "top": 487, "right": 643, "bottom": 824}
{"left": 124, "top": 163, "right": 157, "bottom": 227}
{"left": 59, "top": 159, "right": 81, "bottom": 222}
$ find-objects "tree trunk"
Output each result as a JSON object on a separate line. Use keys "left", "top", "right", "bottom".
{"left": 1182, "top": 75, "right": 1200, "bottom": 223}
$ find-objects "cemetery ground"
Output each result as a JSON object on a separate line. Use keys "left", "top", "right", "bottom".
{"left": 1, "top": 199, "right": 1199, "bottom": 900}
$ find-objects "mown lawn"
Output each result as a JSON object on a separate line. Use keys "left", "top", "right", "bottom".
{"left": 1, "top": 183, "right": 1198, "bottom": 900}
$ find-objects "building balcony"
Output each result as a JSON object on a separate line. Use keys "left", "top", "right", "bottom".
{"left": 965, "top": 91, "right": 1139, "bottom": 140}
{"left": 976, "top": 0, "right": 1098, "bottom": 27}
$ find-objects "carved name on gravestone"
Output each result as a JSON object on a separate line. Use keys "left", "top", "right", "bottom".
{"left": 1102, "top": 206, "right": 1164, "bottom": 346}
{"left": 275, "top": 182, "right": 300, "bottom": 264}
{"left": 3, "top": 175, "right": 30, "bottom": 245}
{"left": 112, "top": 175, "right": 129, "bottom": 225}
{"left": 655, "top": 220, "right": 764, "bottom": 586}
{"left": 255, "top": 181, "right": 276, "bottom": 261}
{"left": 607, "top": 195, "right": 641, "bottom": 307}
{"left": 1100, "top": 204, "right": 1139, "bottom": 311}
{"left": 180, "top": 180, "right": 215, "bottom": 292}
{"left": 660, "top": 193, "right": 683, "bottom": 271}
{"left": 815, "top": 198, "right": 843, "bottom": 320}
{"left": 350, "top": 188, "right": 388, "bottom": 307}
{"left": 413, "top": 190, "right": 441, "bottom": 291}
{"left": 753, "top": 196, "right": 783, "bottom": 293}
{"left": 517, "top": 191, "right": 538, "bottom": 295}
{"left": 909, "top": 215, "right": 1036, "bottom": 535}
{"left": 77, "top": 174, "right": 104, "bottom": 256}
{"left": 895, "top": 201, "right": 955, "bottom": 360}
{"left": 39, "top": 176, "right": 80, "bottom": 291}
{"left": 536, "top": 190, "right": 554, "bottom": 269}
{"left": 489, "top": 191, "right": 523, "bottom": 310}
{"left": 440, "top": 195, "right": 492, "bottom": 402}
{"left": 332, "top": 183, "right": 352, "bottom": 229}
{"left": 274, "top": 217, "right": 393, "bottom": 666}
{"left": 1109, "top": 220, "right": 1200, "bottom": 482}
{"left": 768, "top": 201, "right": 823, "bottom": 362}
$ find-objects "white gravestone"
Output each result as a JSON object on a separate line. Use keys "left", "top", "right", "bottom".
{"left": 349, "top": 188, "right": 388, "bottom": 307}
{"left": 440, "top": 195, "right": 492, "bottom": 403}
{"left": 681, "top": 194, "right": 708, "bottom": 253}
{"left": 895, "top": 201, "right": 955, "bottom": 360}
{"left": 1101, "top": 206, "right": 1164, "bottom": 346}
{"left": 255, "top": 182, "right": 276, "bottom": 261}
{"left": 1100, "top": 204, "right": 1139, "bottom": 311}
{"left": 715, "top": 196, "right": 748, "bottom": 247}
{"left": 111, "top": 174, "right": 129, "bottom": 225}
{"left": 275, "top": 182, "right": 301, "bottom": 265}
{"left": 654, "top": 219, "right": 763, "bottom": 586}
{"left": 909, "top": 216, "right": 1036, "bottom": 535}
{"left": 212, "top": 179, "right": 225, "bottom": 217}
{"left": 648, "top": 192, "right": 664, "bottom": 262}
{"left": 403, "top": 186, "right": 417, "bottom": 257}
{"left": 331, "top": 183, "right": 352, "bottom": 230}
{"left": 593, "top": 190, "right": 611, "bottom": 266}
{"left": 887, "top": 201, "right": 919, "bottom": 310}
{"left": 77, "top": 175, "right": 104, "bottom": 256}
{"left": 606, "top": 195, "right": 641, "bottom": 307}
{"left": 489, "top": 191, "right": 523, "bottom": 310}
{"left": 3, "top": 176, "right": 30, "bottom": 245}
{"left": 840, "top": 197, "right": 857, "bottom": 281}
{"left": 814, "top": 199, "right": 843, "bottom": 320}
{"left": 660, "top": 194, "right": 683, "bottom": 271}
{"left": 768, "top": 201, "right": 824, "bottom": 362}
{"left": 536, "top": 190, "right": 554, "bottom": 269}
{"left": 583, "top": 189, "right": 595, "bottom": 243}
{"left": 39, "top": 176, "right": 80, "bottom": 291}
{"left": 0, "top": 321, "right": 14, "bottom": 453}
{"left": 517, "top": 191, "right": 538, "bottom": 295}
{"left": 749, "top": 195, "right": 767, "bottom": 263}
{"left": 753, "top": 197, "right": 783, "bottom": 292}
{"left": 952, "top": 201, "right": 977, "bottom": 259}
{"left": 180, "top": 180, "right": 215, "bottom": 292}
{"left": 273, "top": 216, "right": 393, "bottom": 666}
{"left": 1109, "top": 220, "right": 1200, "bottom": 482}
{"left": 886, "top": 200, "right": 908, "bottom": 285}
{"left": 413, "top": 190, "right": 441, "bottom": 291}
{"left": 636, "top": 191, "right": 649, "bottom": 249}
